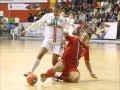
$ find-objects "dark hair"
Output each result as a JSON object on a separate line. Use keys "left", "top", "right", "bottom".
{"left": 53, "top": 3, "right": 61, "bottom": 9}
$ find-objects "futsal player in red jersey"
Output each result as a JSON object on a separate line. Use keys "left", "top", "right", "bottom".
{"left": 40, "top": 31, "right": 97, "bottom": 83}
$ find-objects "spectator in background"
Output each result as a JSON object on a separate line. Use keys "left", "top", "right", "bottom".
{"left": 94, "top": 12, "right": 101, "bottom": 19}
{"left": 100, "top": 10, "right": 106, "bottom": 22}
{"left": 60, "top": 10, "right": 66, "bottom": 18}
{"left": 67, "top": 5, "right": 74, "bottom": 15}
{"left": 74, "top": 10, "right": 81, "bottom": 23}
{"left": 79, "top": 0, "right": 84, "bottom": 6}
{"left": 105, "top": 5, "right": 112, "bottom": 13}
{"left": 37, "top": 10, "right": 45, "bottom": 20}
{"left": 25, "top": 0, "right": 119, "bottom": 23}
{"left": 27, "top": 13, "right": 34, "bottom": 22}
{"left": 111, "top": 10, "right": 118, "bottom": 21}
{"left": 65, "top": 13, "right": 75, "bottom": 36}
{"left": 101, "top": 0, "right": 109, "bottom": 10}
{"left": 79, "top": 11, "right": 86, "bottom": 22}
{"left": 86, "top": 4, "right": 93, "bottom": 21}
{"left": 105, "top": 12, "right": 111, "bottom": 22}
{"left": 60, "top": 0, "right": 66, "bottom": 9}
{"left": 2, "top": 19, "right": 8, "bottom": 31}
{"left": 87, "top": 0, "right": 93, "bottom": 5}
{"left": 8, "top": 23, "right": 14, "bottom": 31}
{"left": 71, "top": 0, "right": 84, "bottom": 8}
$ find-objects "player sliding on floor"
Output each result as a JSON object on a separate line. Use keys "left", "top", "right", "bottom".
{"left": 40, "top": 31, "right": 97, "bottom": 83}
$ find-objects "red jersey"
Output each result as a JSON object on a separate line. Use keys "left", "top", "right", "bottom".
{"left": 61, "top": 36, "right": 89, "bottom": 68}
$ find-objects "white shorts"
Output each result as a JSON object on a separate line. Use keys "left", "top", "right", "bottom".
{"left": 41, "top": 40, "right": 63, "bottom": 55}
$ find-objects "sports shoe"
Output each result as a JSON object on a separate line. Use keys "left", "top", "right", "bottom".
{"left": 52, "top": 75, "right": 62, "bottom": 81}
{"left": 40, "top": 73, "right": 47, "bottom": 82}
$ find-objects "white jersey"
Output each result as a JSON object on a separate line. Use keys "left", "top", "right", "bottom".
{"left": 65, "top": 17, "right": 75, "bottom": 35}
{"left": 26, "top": 13, "right": 66, "bottom": 44}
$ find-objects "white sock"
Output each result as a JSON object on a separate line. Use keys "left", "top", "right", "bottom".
{"left": 30, "top": 59, "right": 40, "bottom": 73}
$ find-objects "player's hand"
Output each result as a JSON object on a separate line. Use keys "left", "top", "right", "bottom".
{"left": 90, "top": 73, "right": 98, "bottom": 79}
{"left": 63, "top": 31, "right": 69, "bottom": 37}
{"left": 21, "top": 30, "right": 27, "bottom": 36}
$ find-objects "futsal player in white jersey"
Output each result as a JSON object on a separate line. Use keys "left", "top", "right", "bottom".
{"left": 65, "top": 13, "right": 75, "bottom": 36}
{"left": 21, "top": 4, "right": 66, "bottom": 76}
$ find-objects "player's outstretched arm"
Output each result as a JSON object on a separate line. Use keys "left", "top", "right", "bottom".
{"left": 21, "top": 30, "right": 27, "bottom": 36}
{"left": 21, "top": 14, "right": 47, "bottom": 36}
{"left": 85, "top": 61, "right": 98, "bottom": 79}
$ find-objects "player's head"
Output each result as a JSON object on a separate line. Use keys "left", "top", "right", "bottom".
{"left": 69, "top": 13, "right": 73, "bottom": 19}
{"left": 53, "top": 3, "right": 61, "bottom": 16}
{"left": 80, "top": 32, "right": 91, "bottom": 44}
{"left": 60, "top": 10, "right": 66, "bottom": 17}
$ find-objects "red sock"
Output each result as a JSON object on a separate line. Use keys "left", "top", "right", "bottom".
{"left": 45, "top": 68, "right": 56, "bottom": 77}
{"left": 60, "top": 74, "right": 70, "bottom": 82}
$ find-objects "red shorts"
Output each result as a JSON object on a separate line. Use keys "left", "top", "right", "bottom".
{"left": 60, "top": 60, "right": 79, "bottom": 82}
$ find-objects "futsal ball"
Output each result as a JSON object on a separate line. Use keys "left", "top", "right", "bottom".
{"left": 27, "top": 74, "right": 38, "bottom": 85}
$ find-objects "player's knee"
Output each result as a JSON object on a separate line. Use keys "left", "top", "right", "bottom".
{"left": 70, "top": 72, "right": 80, "bottom": 83}
{"left": 52, "top": 60, "right": 58, "bottom": 66}
{"left": 70, "top": 76, "right": 79, "bottom": 83}
{"left": 37, "top": 50, "right": 47, "bottom": 59}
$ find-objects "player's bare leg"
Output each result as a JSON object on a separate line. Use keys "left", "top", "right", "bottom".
{"left": 37, "top": 47, "right": 48, "bottom": 59}
{"left": 24, "top": 47, "right": 48, "bottom": 77}
{"left": 52, "top": 53, "right": 59, "bottom": 66}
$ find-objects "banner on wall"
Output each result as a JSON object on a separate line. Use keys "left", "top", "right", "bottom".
{"left": 22, "top": 23, "right": 45, "bottom": 38}
{"left": 21, "top": 22, "right": 118, "bottom": 39}
{"left": 8, "top": 4, "right": 40, "bottom": 10}
{"left": 0, "top": 0, "right": 47, "bottom": 3}
{"left": 91, "top": 22, "right": 118, "bottom": 39}
{"left": 50, "top": 0, "right": 56, "bottom": 8}
{"left": 58, "top": 0, "right": 67, "bottom": 2}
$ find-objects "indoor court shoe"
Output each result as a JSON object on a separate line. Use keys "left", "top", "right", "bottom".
{"left": 52, "top": 75, "right": 61, "bottom": 81}
{"left": 40, "top": 73, "right": 47, "bottom": 82}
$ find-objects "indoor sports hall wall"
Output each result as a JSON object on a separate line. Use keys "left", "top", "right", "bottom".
{"left": 21, "top": 22, "right": 119, "bottom": 40}
{"left": 0, "top": 0, "right": 70, "bottom": 22}
{"left": 91, "top": 22, "right": 118, "bottom": 39}
{"left": 0, "top": 3, "right": 49, "bottom": 22}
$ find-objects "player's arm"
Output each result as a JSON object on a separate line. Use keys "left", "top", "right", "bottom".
{"left": 85, "top": 60, "right": 97, "bottom": 79}
{"left": 84, "top": 47, "right": 98, "bottom": 79}
{"left": 70, "top": 19, "right": 75, "bottom": 30}
{"left": 21, "top": 14, "right": 47, "bottom": 35}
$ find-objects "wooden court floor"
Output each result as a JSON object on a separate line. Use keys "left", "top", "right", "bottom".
{"left": 0, "top": 39, "right": 120, "bottom": 90}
